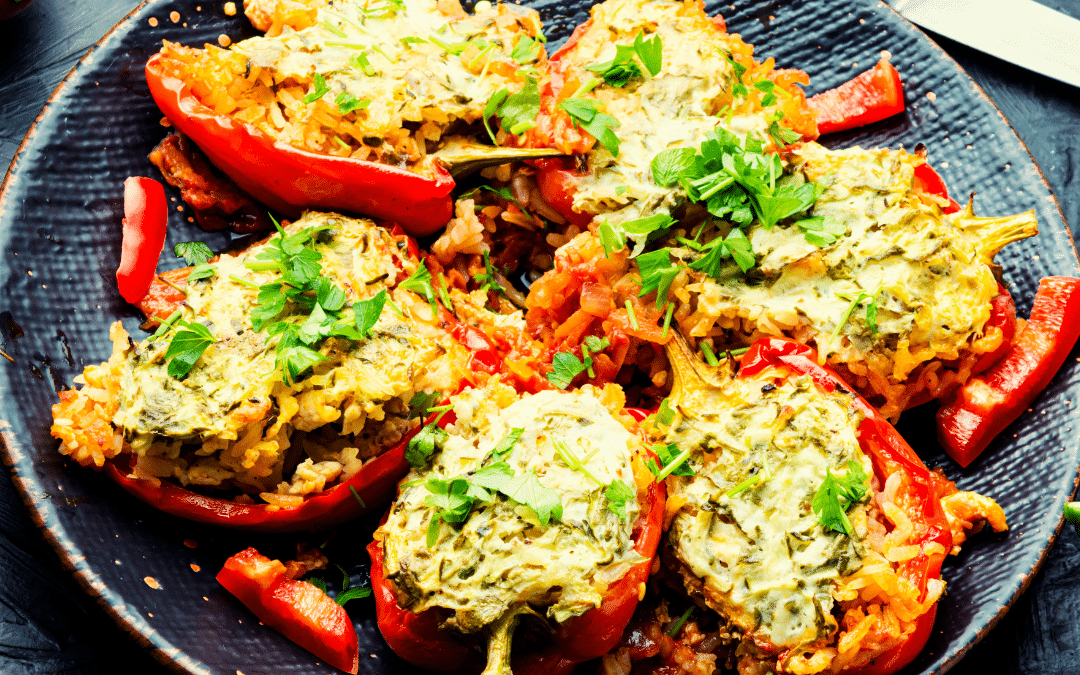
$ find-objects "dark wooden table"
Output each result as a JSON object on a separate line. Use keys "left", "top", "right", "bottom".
{"left": 2, "top": 0, "right": 1079, "bottom": 673}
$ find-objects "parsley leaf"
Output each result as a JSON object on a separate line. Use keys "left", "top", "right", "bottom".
{"left": 490, "top": 427, "right": 525, "bottom": 460}
{"left": 586, "top": 43, "right": 642, "bottom": 87}
{"left": 688, "top": 228, "right": 755, "bottom": 276}
{"left": 407, "top": 391, "right": 440, "bottom": 419}
{"left": 335, "top": 92, "right": 370, "bottom": 114}
{"left": 406, "top": 421, "right": 448, "bottom": 468}
{"left": 164, "top": 320, "right": 216, "bottom": 379}
{"left": 353, "top": 290, "right": 386, "bottom": 338}
{"left": 812, "top": 460, "right": 870, "bottom": 536}
{"left": 651, "top": 148, "right": 696, "bottom": 187}
{"left": 399, "top": 264, "right": 438, "bottom": 311}
{"left": 349, "top": 52, "right": 377, "bottom": 76}
{"left": 795, "top": 215, "right": 846, "bottom": 248}
{"left": 633, "top": 31, "right": 663, "bottom": 76}
{"left": 303, "top": 73, "right": 332, "bottom": 104}
{"left": 511, "top": 35, "right": 542, "bottom": 63}
{"left": 474, "top": 250, "right": 507, "bottom": 298}
{"left": 646, "top": 442, "right": 694, "bottom": 479}
{"left": 546, "top": 351, "right": 588, "bottom": 389}
{"left": 605, "top": 479, "right": 636, "bottom": 520}
{"left": 501, "top": 470, "right": 563, "bottom": 526}
{"left": 598, "top": 213, "right": 676, "bottom": 257}
{"left": 175, "top": 241, "right": 213, "bottom": 266}
{"left": 636, "top": 248, "right": 682, "bottom": 308}
{"left": 482, "top": 77, "right": 540, "bottom": 143}
{"left": 187, "top": 264, "right": 217, "bottom": 282}
{"left": 559, "top": 97, "right": 621, "bottom": 157}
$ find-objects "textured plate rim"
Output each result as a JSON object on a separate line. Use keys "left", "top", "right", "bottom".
{"left": 0, "top": 1, "right": 1076, "bottom": 674}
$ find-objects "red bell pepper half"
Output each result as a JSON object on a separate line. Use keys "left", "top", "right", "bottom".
{"left": 104, "top": 426, "right": 416, "bottom": 532}
{"left": 116, "top": 177, "right": 169, "bottom": 304}
{"left": 144, "top": 54, "right": 454, "bottom": 236}
{"left": 217, "top": 547, "right": 360, "bottom": 673}
{"left": 739, "top": 337, "right": 952, "bottom": 674}
{"left": 808, "top": 59, "right": 905, "bottom": 135}
{"left": 937, "top": 276, "right": 1080, "bottom": 467}
{"left": 368, "top": 429, "right": 666, "bottom": 675}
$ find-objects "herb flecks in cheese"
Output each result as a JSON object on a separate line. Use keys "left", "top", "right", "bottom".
{"left": 378, "top": 384, "right": 644, "bottom": 647}
{"left": 662, "top": 340, "right": 870, "bottom": 651}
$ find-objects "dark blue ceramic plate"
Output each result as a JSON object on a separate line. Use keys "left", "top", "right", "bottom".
{"left": 0, "top": 1, "right": 1077, "bottom": 674}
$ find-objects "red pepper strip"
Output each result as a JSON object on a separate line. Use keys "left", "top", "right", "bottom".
{"left": 740, "top": 337, "right": 952, "bottom": 597}
{"left": 368, "top": 447, "right": 666, "bottom": 674}
{"left": 217, "top": 547, "right": 359, "bottom": 674}
{"left": 144, "top": 54, "right": 455, "bottom": 236}
{"left": 116, "top": 177, "right": 169, "bottom": 304}
{"left": 808, "top": 59, "right": 905, "bottom": 135}
{"left": 937, "top": 276, "right": 1080, "bottom": 467}
{"left": 137, "top": 267, "right": 192, "bottom": 325}
{"left": 104, "top": 427, "right": 416, "bottom": 532}
{"left": 912, "top": 163, "right": 962, "bottom": 214}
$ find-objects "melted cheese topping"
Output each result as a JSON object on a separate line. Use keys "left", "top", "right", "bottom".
{"left": 666, "top": 371, "right": 870, "bottom": 650}
{"left": 556, "top": 0, "right": 767, "bottom": 224}
{"left": 232, "top": 0, "right": 543, "bottom": 142}
{"left": 114, "top": 211, "right": 448, "bottom": 441}
{"left": 379, "top": 385, "right": 643, "bottom": 633}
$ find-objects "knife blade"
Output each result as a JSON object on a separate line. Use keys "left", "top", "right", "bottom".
{"left": 885, "top": 0, "right": 1080, "bottom": 90}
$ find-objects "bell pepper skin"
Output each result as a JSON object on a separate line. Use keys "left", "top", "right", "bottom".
{"left": 912, "top": 162, "right": 962, "bottom": 214}
{"left": 937, "top": 276, "right": 1080, "bottom": 467}
{"left": 116, "top": 177, "right": 169, "bottom": 304}
{"left": 217, "top": 547, "right": 360, "bottom": 674}
{"left": 145, "top": 54, "right": 454, "bottom": 235}
{"left": 740, "top": 337, "right": 952, "bottom": 603}
{"left": 972, "top": 284, "right": 1017, "bottom": 375}
{"left": 104, "top": 427, "right": 416, "bottom": 532}
{"left": 368, "top": 447, "right": 666, "bottom": 674}
{"left": 808, "top": 59, "right": 904, "bottom": 135}
{"left": 846, "top": 605, "right": 937, "bottom": 675}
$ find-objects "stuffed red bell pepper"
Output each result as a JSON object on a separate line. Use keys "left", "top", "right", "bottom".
{"left": 520, "top": 0, "right": 817, "bottom": 228}
{"left": 369, "top": 380, "right": 665, "bottom": 675}
{"left": 50, "top": 211, "right": 503, "bottom": 531}
{"left": 143, "top": 0, "right": 547, "bottom": 235}
{"left": 646, "top": 336, "right": 1005, "bottom": 675}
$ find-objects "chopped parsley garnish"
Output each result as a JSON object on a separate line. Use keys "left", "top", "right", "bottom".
{"left": 187, "top": 264, "right": 217, "bottom": 282}
{"left": 651, "top": 147, "right": 696, "bottom": 187}
{"left": 830, "top": 286, "right": 882, "bottom": 344}
{"left": 655, "top": 397, "right": 676, "bottom": 426}
{"left": 405, "top": 405, "right": 452, "bottom": 468}
{"left": 580, "top": 335, "right": 610, "bottom": 377}
{"left": 407, "top": 391, "right": 441, "bottom": 419}
{"left": 767, "top": 112, "right": 803, "bottom": 146}
{"left": 795, "top": 215, "right": 846, "bottom": 248}
{"left": 598, "top": 213, "right": 675, "bottom": 257}
{"left": 398, "top": 263, "right": 438, "bottom": 312}
{"left": 688, "top": 228, "right": 755, "bottom": 275}
{"left": 302, "top": 73, "right": 332, "bottom": 104}
{"left": 585, "top": 31, "right": 662, "bottom": 86}
{"left": 482, "top": 76, "right": 541, "bottom": 143}
{"left": 335, "top": 92, "right": 370, "bottom": 114}
{"left": 491, "top": 427, "right": 525, "bottom": 460}
{"left": 546, "top": 350, "right": 588, "bottom": 389}
{"left": 352, "top": 290, "right": 387, "bottom": 338}
{"left": 646, "top": 442, "right": 694, "bottom": 480}
{"left": 474, "top": 250, "right": 507, "bottom": 298}
{"left": 812, "top": 460, "right": 870, "bottom": 536}
{"left": 511, "top": 35, "right": 543, "bottom": 63}
{"left": 349, "top": 52, "right": 377, "bottom": 76}
{"left": 636, "top": 248, "right": 681, "bottom": 307}
{"left": 164, "top": 319, "right": 216, "bottom": 379}
{"left": 175, "top": 241, "right": 213, "bottom": 266}
{"left": 559, "top": 97, "right": 621, "bottom": 157}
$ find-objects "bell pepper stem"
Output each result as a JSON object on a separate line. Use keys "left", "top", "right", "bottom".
{"left": 482, "top": 604, "right": 541, "bottom": 675}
